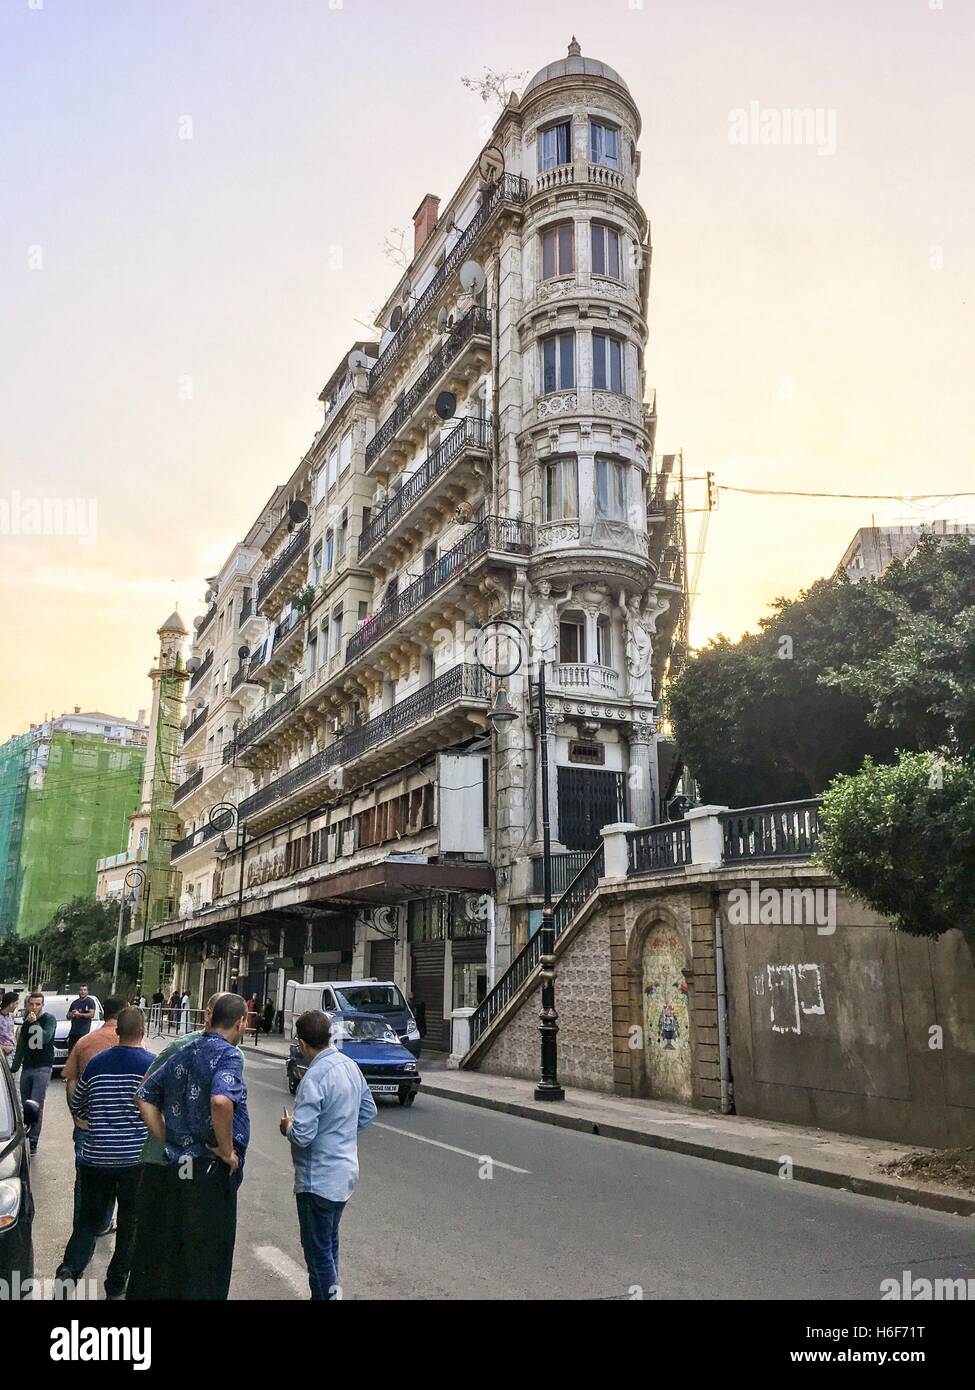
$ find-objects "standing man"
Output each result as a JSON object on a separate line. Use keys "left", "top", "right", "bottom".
{"left": 279, "top": 1010, "right": 377, "bottom": 1301}
{"left": 135, "top": 993, "right": 249, "bottom": 1300}
{"left": 150, "top": 988, "right": 164, "bottom": 1030}
{"left": 10, "top": 990, "right": 56, "bottom": 1154}
{"left": 179, "top": 988, "right": 190, "bottom": 1033}
{"left": 63, "top": 995, "right": 124, "bottom": 1232}
{"left": 66, "top": 985, "right": 96, "bottom": 1054}
{"left": 54, "top": 1007, "right": 153, "bottom": 1300}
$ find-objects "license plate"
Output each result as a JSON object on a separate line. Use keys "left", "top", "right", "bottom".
{"left": 369, "top": 1084, "right": 399, "bottom": 1094}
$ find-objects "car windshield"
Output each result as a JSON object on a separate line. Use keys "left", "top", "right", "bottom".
{"left": 336, "top": 986, "right": 405, "bottom": 1013}
{"left": 333, "top": 1016, "right": 398, "bottom": 1044}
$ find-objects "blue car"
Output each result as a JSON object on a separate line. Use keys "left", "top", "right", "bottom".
{"left": 287, "top": 1010, "right": 421, "bottom": 1106}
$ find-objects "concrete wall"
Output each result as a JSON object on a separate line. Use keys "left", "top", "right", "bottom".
{"left": 473, "top": 860, "right": 975, "bottom": 1148}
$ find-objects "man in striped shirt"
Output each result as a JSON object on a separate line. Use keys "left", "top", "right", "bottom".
{"left": 54, "top": 1006, "right": 153, "bottom": 1300}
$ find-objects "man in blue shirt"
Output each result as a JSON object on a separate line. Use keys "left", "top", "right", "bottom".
{"left": 66, "top": 985, "right": 97, "bottom": 1053}
{"left": 136, "top": 992, "right": 249, "bottom": 1301}
{"left": 54, "top": 1006, "right": 153, "bottom": 1299}
{"left": 280, "top": 1009, "right": 377, "bottom": 1300}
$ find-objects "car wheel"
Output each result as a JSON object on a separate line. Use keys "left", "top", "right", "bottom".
{"left": 287, "top": 1069, "right": 298, "bottom": 1096}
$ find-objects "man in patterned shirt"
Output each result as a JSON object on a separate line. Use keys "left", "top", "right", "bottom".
{"left": 135, "top": 992, "right": 249, "bottom": 1300}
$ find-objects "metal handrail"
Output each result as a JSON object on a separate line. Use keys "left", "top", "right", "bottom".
{"left": 367, "top": 173, "right": 528, "bottom": 393}
{"left": 359, "top": 417, "right": 492, "bottom": 558}
{"left": 627, "top": 819, "right": 692, "bottom": 875}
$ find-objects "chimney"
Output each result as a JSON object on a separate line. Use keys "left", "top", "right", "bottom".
{"left": 413, "top": 194, "right": 440, "bottom": 258}
{"left": 74, "top": 705, "right": 81, "bottom": 714}
{"left": 137, "top": 709, "right": 146, "bottom": 726}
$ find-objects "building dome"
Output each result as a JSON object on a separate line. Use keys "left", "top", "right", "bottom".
{"left": 522, "top": 37, "right": 630, "bottom": 101}
{"left": 159, "top": 609, "right": 188, "bottom": 635}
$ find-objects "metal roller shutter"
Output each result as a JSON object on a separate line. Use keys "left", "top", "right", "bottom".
{"left": 369, "top": 939, "right": 395, "bottom": 980}
{"left": 410, "top": 940, "right": 446, "bottom": 1051}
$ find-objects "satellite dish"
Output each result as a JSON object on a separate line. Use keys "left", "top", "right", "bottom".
{"left": 186, "top": 657, "right": 200, "bottom": 674}
{"left": 390, "top": 305, "right": 403, "bottom": 331}
{"left": 237, "top": 646, "right": 250, "bottom": 661}
{"left": 348, "top": 348, "right": 370, "bottom": 372}
{"left": 192, "top": 617, "right": 202, "bottom": 630}
{"left": 288, "top": 499, "right": 309, "bottom": 526}
{"left": 436, "top": 306, "right": 449, "bottom": 333}
{"left": 454, "top": 501, "right": 474, "bottom": 524}
{"left": 478, "top": 145, "right": 505, "bottom": 184}
{"left": 459, "top": 260, "right": 487, "bottom": 296}
{"left": 435, "top": 391, "right": 457, "bottom": 421}
{"left": 402, "top": 279, "right": 412, "bottom": 301}
{"left": 204, "top": 589, "right": 213, "bottom": 604}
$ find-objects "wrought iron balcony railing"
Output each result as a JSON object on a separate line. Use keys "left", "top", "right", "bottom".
{"left": 256, "top": 520, "right": 310, "bottom": 606}
{"left": 367, "top": 173, "right": 528, "bottom": 394}
{"left": 271, "top": 608, "right": 303, "bottom": 652}
{"left": 232, "top": 683, "right": 301, "bottom": 756}
{"left": 346, "top": 516, "right": 533, "bottom": 664}
{"left": 195, "top": 606, "right": 217, "bottom": 640}
{"left": 365, "top": 307, "right": 491, "bottom": 468}
{"left": 173, "top": 766, "right": 204, "bottom": 803}
{"left": 171, "top": 818, "right": 224, "bottom": 862}
{"left": 181, "top": 705, "right": 209, "bottom": 744}
{"left": 627, "top": 820, "right": 692, "bottom": 875}
{"left": 359, "top": 416, "right": 492, "bottom": 559}
{"left": 238, "top": 663, "right": 489, "bottom": 823}
{"left": 238, "top": 597, "right": 253, "bottom": 627}
{"left": 188, "top": 650, "right": 213, "bottom": 692}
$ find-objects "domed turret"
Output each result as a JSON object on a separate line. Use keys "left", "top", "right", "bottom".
{"left": 522, "top": 37, "right": 631, "bottom": 101}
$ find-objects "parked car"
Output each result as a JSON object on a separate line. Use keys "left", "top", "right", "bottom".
{"left": 286, "top": 1010, "right": 421, "bottom": 1106}
{"left": 0, "top": 1049, "right": 36, "bottom": 1286}
{"left": 15, "top": 994, "right": 104, "bottom": 1077}
{"left": 284, "top": 979, "right": 421, "bottom": 1057}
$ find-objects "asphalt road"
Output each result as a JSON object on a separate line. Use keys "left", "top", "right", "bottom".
{"left": 28, "top": 1048, "right": 975, "bottom": 1301}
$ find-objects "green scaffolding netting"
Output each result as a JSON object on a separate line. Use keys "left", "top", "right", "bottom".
{"left": 0, "top": 733, "right": 32, "bottom": 936}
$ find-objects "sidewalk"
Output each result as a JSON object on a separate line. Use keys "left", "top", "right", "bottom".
{"left": 170, "top": 1030, "right": 975, "bottom": 1218}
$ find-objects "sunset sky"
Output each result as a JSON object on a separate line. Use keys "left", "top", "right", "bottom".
{"left": 1, "top": 0, "right": 973, "bottom": 735}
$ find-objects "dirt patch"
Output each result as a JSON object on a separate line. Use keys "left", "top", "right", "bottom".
{"left": 880, "top": 1147, "right": 975, "bottom": 1195}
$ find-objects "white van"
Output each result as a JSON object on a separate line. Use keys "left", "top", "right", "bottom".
{"left": 284, "top": 979, "right": 421, "bottom": 1057}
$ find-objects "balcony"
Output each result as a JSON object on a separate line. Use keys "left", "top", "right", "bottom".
{"left": 171, "top": 818, "right": 225, "bottom": 863}
{"left": 365, "top": 307, "right": 491, "bottom": 469}
{"left": 359, "top": 417, "right": 492, "bottom": 562}
{"left": 195, "top": 605, "right": 217, "bottom": 640}
{"left": 188, "top": 651, "right": 213, "bottom": 693}
{"left": 174, "top": 766, "right": 204, "bottom": 803}
{"left": 552, "top": 663, "right": 620, "bottom": 695}
{"left": 256, "top": 521, "right": 310, "bottom": 607}
{"left": 346, "top": 516, "right": 533, "bottom": 665}
{"left": 238, "top": 663, "right": 490, "bottom": 825}
{"left": 368, "top": 173, "right": 528, "bottom": 394}
{"left": 232, "top": 683, "right": 301, "bottom": 757}
{"left": 181, "top": 704, "right": 209, "bottom": 745}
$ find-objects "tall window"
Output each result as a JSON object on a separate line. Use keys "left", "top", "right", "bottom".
{"left": 330, "top": 605, "right": 343, "bottom": 658}
{"left": 337, "top": 508, "right": 348, "bottom": 561}
{"left": 595, "top": 458, "right": 628, "bottom": 521}
{"left": 311, "top": 539, "right": 322, "bottom": 585}
{"left": 327, "top": 448, "right": 338, "bottom": 491}
{"left": 538, "top": 120, "right": 572, "bottom": 171}
{"left": 559, "top": 616, "right": 585, "bottom": 663}
{"left": 541, "top": 223, "right": 574, "bottom": 279}
{"left": 544, "top": 458, "right": 579, "bottom": 521}
{"left": 597, "top": 615, "right": 612, "bottom": 666}
{"left": 324, "top": 529, "right": 334, "bottom": 573}
{"left": 590, "top": 119, "right": 621, "bottom": 169}
{"left": 541, "top": 332, "right": 575, "bottom": 393}
{"left": 592, "top": 333, "right": 624, "bottom": 394}
{"left": 339, "top": 430, "right": 352, "bottom": 476}
{"left": 591, "top": 223, "right": 622, "bottom": 279}
{"left": 314, "top": 469, "right": 327, "bottom": 506}
{"left": 305, "top": 630, "right": 318, "bottom": 677}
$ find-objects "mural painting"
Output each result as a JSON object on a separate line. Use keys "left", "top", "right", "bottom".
{"left": 642, "top": 924, "right": 692, "bottom": 1101}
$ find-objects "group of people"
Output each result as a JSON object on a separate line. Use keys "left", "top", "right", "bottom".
{"left": 7, "top": 985, "right": 377, "bottom": 1300}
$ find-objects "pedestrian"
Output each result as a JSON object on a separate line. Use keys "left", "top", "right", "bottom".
{"left": 63, "top": 994, "right": 126, "bottom": 1234}
{"left": 10, "top": 990, "right": 56, "bottom": 1154}
{"left": 262, "top": 998, "right": 275, "bottom": 1034}
{"left": 167, "top": 990, "right": 179, "bottom": 1030}
{"left": 54, "top": 1007, "right": 154, "bottom": 1300}
{"left": 151, "top": 988, "right": 164, "bottom": 1029}
{"left": 279, "top": 1009, "right": 377, "bottom": 1301}
{"left": 179, "top": 989, "right": 190, "bottom": 1033}
{"left": 246, "top": 993, "right": 257, "bottom": 1032}
{"left": 65, "top": 985, "right": 97, "bottom": 1054}
{"left": 135, "top": 993, "right": 249, "bottom": 1301}
{"left": 0, "top": 991, "right": 19, "bottom": 1059}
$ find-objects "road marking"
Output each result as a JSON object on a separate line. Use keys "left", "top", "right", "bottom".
{"left": 253, "top": 1244, "right": 308, "bottom": 1297}
{"left": 373, "top": 1122, "right": 531, "bottom": 1174}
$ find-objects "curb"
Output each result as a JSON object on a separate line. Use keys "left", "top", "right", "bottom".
{"left": 419, "top": 1082, "right": 975, "bottom": 1220}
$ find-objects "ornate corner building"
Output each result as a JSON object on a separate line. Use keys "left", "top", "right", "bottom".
{"left": 147, "top": 41, "right": 687, "bottom": 1052}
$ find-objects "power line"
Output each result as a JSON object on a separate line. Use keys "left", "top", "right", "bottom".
{"left": 718, "top": 486, "right": 975, "bottom": 503}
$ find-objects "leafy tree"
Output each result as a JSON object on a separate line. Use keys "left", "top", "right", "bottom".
{"left": 667, "top": 574, "right": 903, "bottom": 804}
{"left": 0, "top": 934, "right": 30, "bottom": 983}
{"left": 31, "top": 897, "right": 139, "bottom": 994}
{"left": 820, "top": 536, "right": 975, "bottom": 752}
{"left": 817, "top": 752, "right": 975, "bottom": 964}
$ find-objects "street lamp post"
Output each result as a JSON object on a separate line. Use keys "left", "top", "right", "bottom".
{"left": 113, "top": 866, "right": 147, "bottom": 994}
{"left": 480, "top": 621, "right": 565, "bottom": 1103}
{"left": 213, "top": 802, "right": 247, "bottom": 995}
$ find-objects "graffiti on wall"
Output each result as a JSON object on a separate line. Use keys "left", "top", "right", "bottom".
{"left": 642, "top": 925, "right": 691, "bottom": 1100}
{"left": 753, "top": 962, "right": 825, "bottom": 1035}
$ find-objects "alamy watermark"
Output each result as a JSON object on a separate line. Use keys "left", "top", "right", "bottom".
{"left": 0, "top": 492, "right": 98, "bottom": 545}
{"left": 728, "top": 102, "right": 838, "bottom": 156}
{"left": 728, "top": 880, "right": 836, "bottom": 934}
